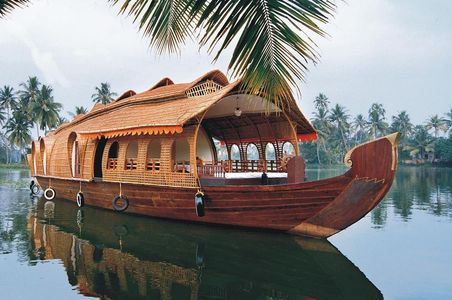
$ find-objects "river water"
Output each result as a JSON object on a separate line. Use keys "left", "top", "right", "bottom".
{"left": 0, "top": 167, "right": 451, "bottom": 299}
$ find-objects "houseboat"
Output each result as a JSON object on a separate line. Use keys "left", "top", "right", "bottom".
{"left": 28, "top": 70, "right": 400, "bottom": 238}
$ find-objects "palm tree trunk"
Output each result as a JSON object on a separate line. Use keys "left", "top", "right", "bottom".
{"left": 316, "top": 141, "right": 321, "bottom": 165}
{"left": 339, "top": 126, "right": 347, "bottom": 151}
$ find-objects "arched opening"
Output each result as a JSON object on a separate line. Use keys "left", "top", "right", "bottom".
{"left": 196, "top": 128, "right": 214, "bottom": 164}
{"left": 40, "top": 138, "right": 46, "bottom": 175}
{"left": 172, "top": 138, "right": 190, "bottom": 172}
{"left": 229, "top": 144, "right": 241, "bottom": 172}
{"left": 107, "top": 141, "right": 119, "bottom": 170}
{"left": 68, "top": 132, "right": 80, "bottom": 177}
{"left": 246, "top": 143, "right": 259, "bottom": 172}
{"left": 230, "top": 144, "right": 240, "bottom": 161}
{"left": 94, "top": 138, "right": 108, "bottom": 178}
{"left": 246, "top": 143, "right": 259, "bottom": 160}
{"left": 125, "top": 141, "right": 138, "bottom": 170}
{"left": 213, "top": 138, "right": 228, "bottom": 161}
{"left": 265, "top": 143, "right": 277, "bottom": 172}
{"left": 283, "top": 142, "right": 296, "bottom": 157}
{"left": 31, "top": 141, "right": 37, "bottom": 175}
{"left": 146, "top": 139, "right": 161, "bottom": 171}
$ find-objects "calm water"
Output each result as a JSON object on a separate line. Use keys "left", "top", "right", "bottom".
{"left": 0, "top": 167, "right": 451, "bottom": 300}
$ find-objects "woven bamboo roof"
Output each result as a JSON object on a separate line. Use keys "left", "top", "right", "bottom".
{"left": 53, "top": 70, "right": 316, "bottom": 140}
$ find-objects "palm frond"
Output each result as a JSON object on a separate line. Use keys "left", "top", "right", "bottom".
{"left": 0, "top": 0, "right": 29, "bottom": 17}
{"left": 110, "top": 0, "right": 195, "bottom": 54}
{"left": 196, "top": 0, "right": 335, "bottom": 108}
{"left": 112, "top": 0, "right": 336, "bottom": 110}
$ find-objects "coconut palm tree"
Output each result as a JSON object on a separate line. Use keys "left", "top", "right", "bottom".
{"left": 391, "top": 111, "right": 413, "bottom": 139}
{"left": 31, "top": 85, "right": 63, "bottom": 134}
{"left": 404, "top": 125, "right": 434, "bottom": 161}
{"left": 3, "top": 1, "right": 336, "bottom": 110}
{"left": 0, "top": 0, "right": 28, "bottom": 16}
{"left": 69, "top": 106, "right": 88, "bottom": 118}
{"left": 445, "top": 109, "right": 452, "bottom": 136}
{"left": 425, "top": 114, "right": 448, "bottom": 138}
{"left": 312, "top": 107, "right": 332, "bottom": 164}
{"left": 0, "top": 107, "right": 6, "bottom": 126}
{"left": 314, "top": 93, "right": 330, "bottom": 111}
{"left": 92, "top": 83, "right": 117, "bottom": 105}
{"left": 329, "top": 104, "right": 350, "bottom": 151}
{"left": 0, "top": 86, "right": 18, "bottom": 120}
{"left": 368, "top": 103, "right": 387, "bottom": 139}
{"left": 19, "top": 76, "right": 41, "bottom": 136}
{"left": 352, "top": 114, "right": 368, "bottom": 145}
{"left": 0, "top": 85, "right": 18, "bottom": 164}
{"left": 5, "top": 109, "right": 32, "bottom": 161}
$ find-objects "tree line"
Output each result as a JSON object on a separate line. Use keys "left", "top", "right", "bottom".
{"left": 0, "top": 77, "right": 116, "bottom": 163}
{"left": 300, "top": 93, "right": 452, "bottom": 165}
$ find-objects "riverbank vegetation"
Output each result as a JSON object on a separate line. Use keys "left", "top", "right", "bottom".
{"left": 300, "top": 93, "right": 452, "bottom": 166}
{"left": 1, "top": 77, "right": 451, "bottom": 167}
{"left": 0, "top": 77, "right": 116, "bottom": 164}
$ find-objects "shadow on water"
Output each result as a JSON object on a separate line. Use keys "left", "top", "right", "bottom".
{"left": 28, "top": 197, "right": 382, "bottom": 300}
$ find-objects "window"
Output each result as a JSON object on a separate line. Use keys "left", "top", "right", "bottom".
{"left": 146, "top": 140, "right": 161, "bottom": 171}
{"left": 107, "top": 142, "right": 119, "bottom": 170}
{"left": 265, "top": 143, "right": 277, "bottom": 171}
{"left": 68, "top": 132, "right": 80, "bottom": 177}
{"left": 173, "top": 138, "right": 190, "bottom": 172}
{"left": 282, "top": 142, "right": 296, "bottom": 157}
{"left": 230, "top": 144, "right": 240, "bottom": 160}
{"left": 40, "top": 138, "right": 46, "bottom": 175}
{"left": 246, "top": 143, "right": 259, "bottom": 160}
{"left": 31, "top": 141, "right": 37, "bottom": 175}
{"left": 265, "top": 143, "right": 276, "bottom": 160}
{"left": 125, "top": 141, "right": 138, "bottom": 170}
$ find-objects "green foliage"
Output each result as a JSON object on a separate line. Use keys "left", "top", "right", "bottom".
{"left": 91, "top": 82, "right": 117, "bottom": 105}
{"left": 111, "top": 0, "right": 336, "bottom": 110}
{"left": 0, "top": 76, "right": 65, "bottom": 162}
{"left": 307, "top": 93, "right": 452, "bottom": 164}
{"left": 0, "top": 0, "right": 29, "bottom": 16}
{"left": 69, "top": 106, "right": 88, "bottom": 118}
{"left": 31, "top": 84, "right": 62, "bottom": 133}
{"left": 435, "top": 138, "right": 452, "bottom": 162}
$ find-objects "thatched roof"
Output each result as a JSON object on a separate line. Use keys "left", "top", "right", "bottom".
{"left": 53, "top": 70, "right": 316, "bottom": 140}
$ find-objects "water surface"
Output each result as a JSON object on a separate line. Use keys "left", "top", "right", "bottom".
{"left": 0, "top": 167, "right": 451, "bottom": 299}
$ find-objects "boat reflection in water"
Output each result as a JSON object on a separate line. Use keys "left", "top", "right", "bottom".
{"left": 28, "top": 197, "right": 382, "bottom": 300}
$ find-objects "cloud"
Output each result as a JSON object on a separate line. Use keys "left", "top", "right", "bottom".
{"left": 6, "top": 23, "right": 71, "bottom": 88}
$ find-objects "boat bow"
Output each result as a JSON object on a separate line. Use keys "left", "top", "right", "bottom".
{"left": 290, "top": 132, "right": 401, "bottom": 238}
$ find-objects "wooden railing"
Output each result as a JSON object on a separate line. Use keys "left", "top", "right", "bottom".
{"left": 146, "top": 159, "right": 161, "bottom": 171}
{"left": 197, "top": 164, "right": 225, "bottom": 178}
{"left": 197, "top": 159, "right": 287, "bottom": 177}
{"left": 174, "top": 160, "right": 191, "bottom": 173}
{"left": 222, "top": 160, "right": 285, "bottom": 173}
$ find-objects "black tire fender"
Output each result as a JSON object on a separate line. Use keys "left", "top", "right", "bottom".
{"left": 76, "top": 192, "right": 85, "bottom": 208}
{"left": 44, "top": 188, "right": 56, "bottom": 200}
{"left": 112, "top": 195, "right": 129, "bottom": 212}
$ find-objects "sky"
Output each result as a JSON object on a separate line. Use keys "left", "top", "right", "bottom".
{"left": 0, "top": 0, "right": 451, "bottom": 130}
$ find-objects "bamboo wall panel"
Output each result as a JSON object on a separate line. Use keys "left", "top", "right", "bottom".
{"left": 80, "top": 138, "right": 96, "bottom": 180}
{"left": 48, "top": 132, "right": 72, "bottom": 178}
{"left": 101, "top": 132, "right": 198, "bottom": 188}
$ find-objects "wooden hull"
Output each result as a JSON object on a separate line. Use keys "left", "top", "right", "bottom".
{"left": 35, "top": 133, "right": 400, "bottom": 238}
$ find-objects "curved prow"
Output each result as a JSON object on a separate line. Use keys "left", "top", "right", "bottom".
{"left": 290, "top": 133, "right": 401, "bottom": 238}
{"left": 344, "top": 132, "right": 400, "bottom": 181}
